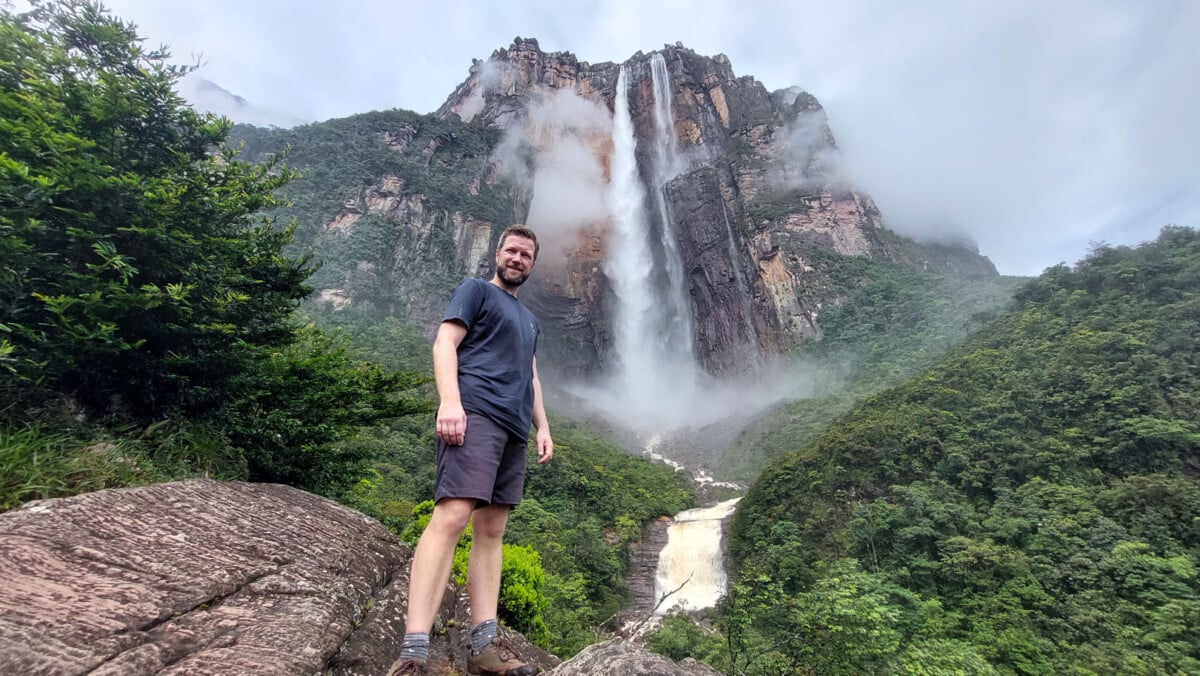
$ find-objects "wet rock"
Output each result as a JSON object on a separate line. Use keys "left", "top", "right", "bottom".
{"left": 621, "top": 515, "right": 673, "bottom": 622}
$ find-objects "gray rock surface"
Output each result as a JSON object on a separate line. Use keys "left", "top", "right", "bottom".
{"left": 0, "top": 479, "right": 557, "bottom": 675}
{"left": 621, "top": 516, "right": 673, "bottom": 621}
{"left": 547, "top": 639, "right": 722, "bottom": 675}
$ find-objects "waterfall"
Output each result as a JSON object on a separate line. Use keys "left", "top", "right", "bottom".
{"left": 653, "top": 498, "right": 742, "bottom": 614}
{"left": 649, "top": 53, "right": 693, "bottom": 357}
{"left": 607, "top": 65, "right": 659, "bottom": 399}
{"left": 603, "top": 60, "right": 700, "bottom": 429}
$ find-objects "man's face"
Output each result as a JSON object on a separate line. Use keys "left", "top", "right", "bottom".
{"left": 496, "top": 235, "right": 537, "bottom": 288}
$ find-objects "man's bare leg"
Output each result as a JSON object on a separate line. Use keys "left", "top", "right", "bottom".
{"left": 405, "top": 498, "right": 475, "bottom": 633}
{"left": 466, "top": 504, "right": 510, "bottom": 625}
{"left": 463, "top": 504, "right": 538, "bottom": 673}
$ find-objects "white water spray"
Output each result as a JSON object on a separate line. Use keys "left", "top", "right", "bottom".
{"left": 601, "top": 61, "right": 702, "bottom": 429}
{"left": 607, "top": 65, "right": 660, "bottom": 398}
{"left": 649, "top": 53, "right": 693, "bottom": 356}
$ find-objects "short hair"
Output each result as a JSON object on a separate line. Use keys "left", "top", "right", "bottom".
{"left": 499, "top": 225, "right": 539, "bottom": 260}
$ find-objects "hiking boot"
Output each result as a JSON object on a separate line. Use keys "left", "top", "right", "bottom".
{"left": 467, "top": 636, "right": 540, "bottom": 675}
{"left": 385, "top": 657, "right": 429, "bottom": 676}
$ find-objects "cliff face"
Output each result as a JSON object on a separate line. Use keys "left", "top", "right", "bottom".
{"left": 301, "top": 38, "right": 995, "bottom": 379}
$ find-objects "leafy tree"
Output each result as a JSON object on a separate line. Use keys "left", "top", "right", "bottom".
{"left": 224, "top": 324, "right": 429, "bottom": 492}
{"left": 1, "top": 1, "right": 431, "bottom": 502}
{"left": 646, "top": 614, "right": 727, "bottom": 669}
{"left": 1, "top": 0, "right": 308, "bottom": 420}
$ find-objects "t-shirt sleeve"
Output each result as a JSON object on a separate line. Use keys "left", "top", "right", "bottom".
{"left": 443, "top": 279, "right": 485, "bottom": 328}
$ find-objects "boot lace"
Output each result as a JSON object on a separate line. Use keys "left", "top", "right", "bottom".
{"left": 490, "top": 636, "right": 522, "bottom": 662}
{"left": 388, "top": 659, "right": 427, "bottom": 676}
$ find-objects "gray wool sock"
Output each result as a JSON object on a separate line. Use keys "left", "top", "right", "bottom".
{"left": 470, "top": 619, "right": 498, "bottom": 655}
{"left": 399, "top": 632, "right": 430, "bottom": 662}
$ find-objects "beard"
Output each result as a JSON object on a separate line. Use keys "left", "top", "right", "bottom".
{"left": 498, "top": 265, "right": 530, "bottom": 287}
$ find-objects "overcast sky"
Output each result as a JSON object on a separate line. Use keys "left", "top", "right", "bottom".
{"left": 94, "top": 0, "right": 1198, "bottom": 276}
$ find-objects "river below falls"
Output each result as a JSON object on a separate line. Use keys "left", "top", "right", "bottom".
{"left": 652, "top": 497, "right": 742, "bottom": 614}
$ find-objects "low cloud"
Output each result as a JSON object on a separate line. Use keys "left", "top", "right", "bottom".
{"left": 492, "top": 87, "right": 614, "bottom": 255}
{"left": 458, "top": 59, "right": 507, "bottom": 122}
{"left": 180, "top": 77, "right": 307, "bottom": 128}
{"left": 766, "top": 96, "right": 843, "bottom": 191}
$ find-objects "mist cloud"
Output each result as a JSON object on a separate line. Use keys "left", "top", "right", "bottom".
{"left": 492, "top": 87, "right": 613, "bottom": 255}
{"left": 458, "top": 59, "right": 507, "bottom": 122}
{"left": 766, "top": 98, "right": 843, "bottom": 192}
{"left": 180, "top": 77, "right": 307, "bottom": 128}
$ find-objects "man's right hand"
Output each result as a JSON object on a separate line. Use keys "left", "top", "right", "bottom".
{"left": 436, "top": 401, "right": 467, "bottom": 446}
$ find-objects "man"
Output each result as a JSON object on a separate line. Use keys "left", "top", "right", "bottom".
{"left": 389, "top": 225, "right": 553, "bottom": 676}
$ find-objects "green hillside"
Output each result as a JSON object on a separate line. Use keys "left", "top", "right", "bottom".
{"left": 227, "top": 112, "right": 516, "bottom": 314}
{"left": 716, "top": 248, "right": 1025, "bottom": 481}
{"left": 719, "top": 227, "right": 1200, "bottom": 674}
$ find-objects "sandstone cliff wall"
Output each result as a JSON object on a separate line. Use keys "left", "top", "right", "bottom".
{"left": 431, "top": 39, "right": 995, "bottom": 377}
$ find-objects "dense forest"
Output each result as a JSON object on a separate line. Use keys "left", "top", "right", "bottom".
{"left": 716, "top": 254, "right": 1026, "bottom": 481}
{"left": 648, "top": 229, "right": 1200, "bottom": 674}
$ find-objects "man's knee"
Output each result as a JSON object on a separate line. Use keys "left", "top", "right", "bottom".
{"left": 471, "top": 505, "right": 510, "bottom": 541}
{"left": 428, "top": 498, "right": 475, "bottom": 535}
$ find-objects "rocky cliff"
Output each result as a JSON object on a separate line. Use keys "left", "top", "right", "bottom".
{"left": 621, "top": 515, "right": 673, "bottom": 622}
{"left": 431, "top": 38, "right": 996, "bottom": 377}
{"left": 245, "top": 38, "right": 996, "bottom": 382}
{"left": 0, "top": 480, "right": 713, "bottom": 675}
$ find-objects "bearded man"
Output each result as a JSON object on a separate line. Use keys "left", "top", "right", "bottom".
{"left": 389, "top": 225, "right": 553, "bottom": 676}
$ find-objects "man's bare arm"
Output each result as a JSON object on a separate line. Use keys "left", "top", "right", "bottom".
{"left": 532, "top": 357, "right": 553, "bottom": 464}
{"left": 433, "top": 320, "right": 468, "bottom": 445}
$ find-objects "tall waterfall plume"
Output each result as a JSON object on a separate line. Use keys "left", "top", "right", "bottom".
{"left": 648, "top": 53, "right": 693, "bottom": 358}
{"left": 601, "top": 60, "right": 702, "bottom": 430}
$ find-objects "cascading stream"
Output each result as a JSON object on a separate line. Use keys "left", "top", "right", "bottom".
{"left": 653, "top": 498, "right": 742, "bottom": 614}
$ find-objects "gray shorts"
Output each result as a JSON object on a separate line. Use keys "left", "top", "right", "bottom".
{"left": 434, "top": 411, "right": 528, "bottom": 507}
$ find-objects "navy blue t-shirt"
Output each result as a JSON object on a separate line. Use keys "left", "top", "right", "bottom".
{"left": 443, "top": 278, "right": 540, "bottom": 441}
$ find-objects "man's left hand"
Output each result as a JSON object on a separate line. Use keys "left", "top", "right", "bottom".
{"left": 535, "top": 428, "right": 554, "bottom": 464}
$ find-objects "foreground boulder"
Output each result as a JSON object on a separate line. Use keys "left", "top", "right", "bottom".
{"left": 0, "top": 479, "right": 555, "bottom": 675}
{"left": 547, "top": 639, "right": 721, "bottom": 675}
